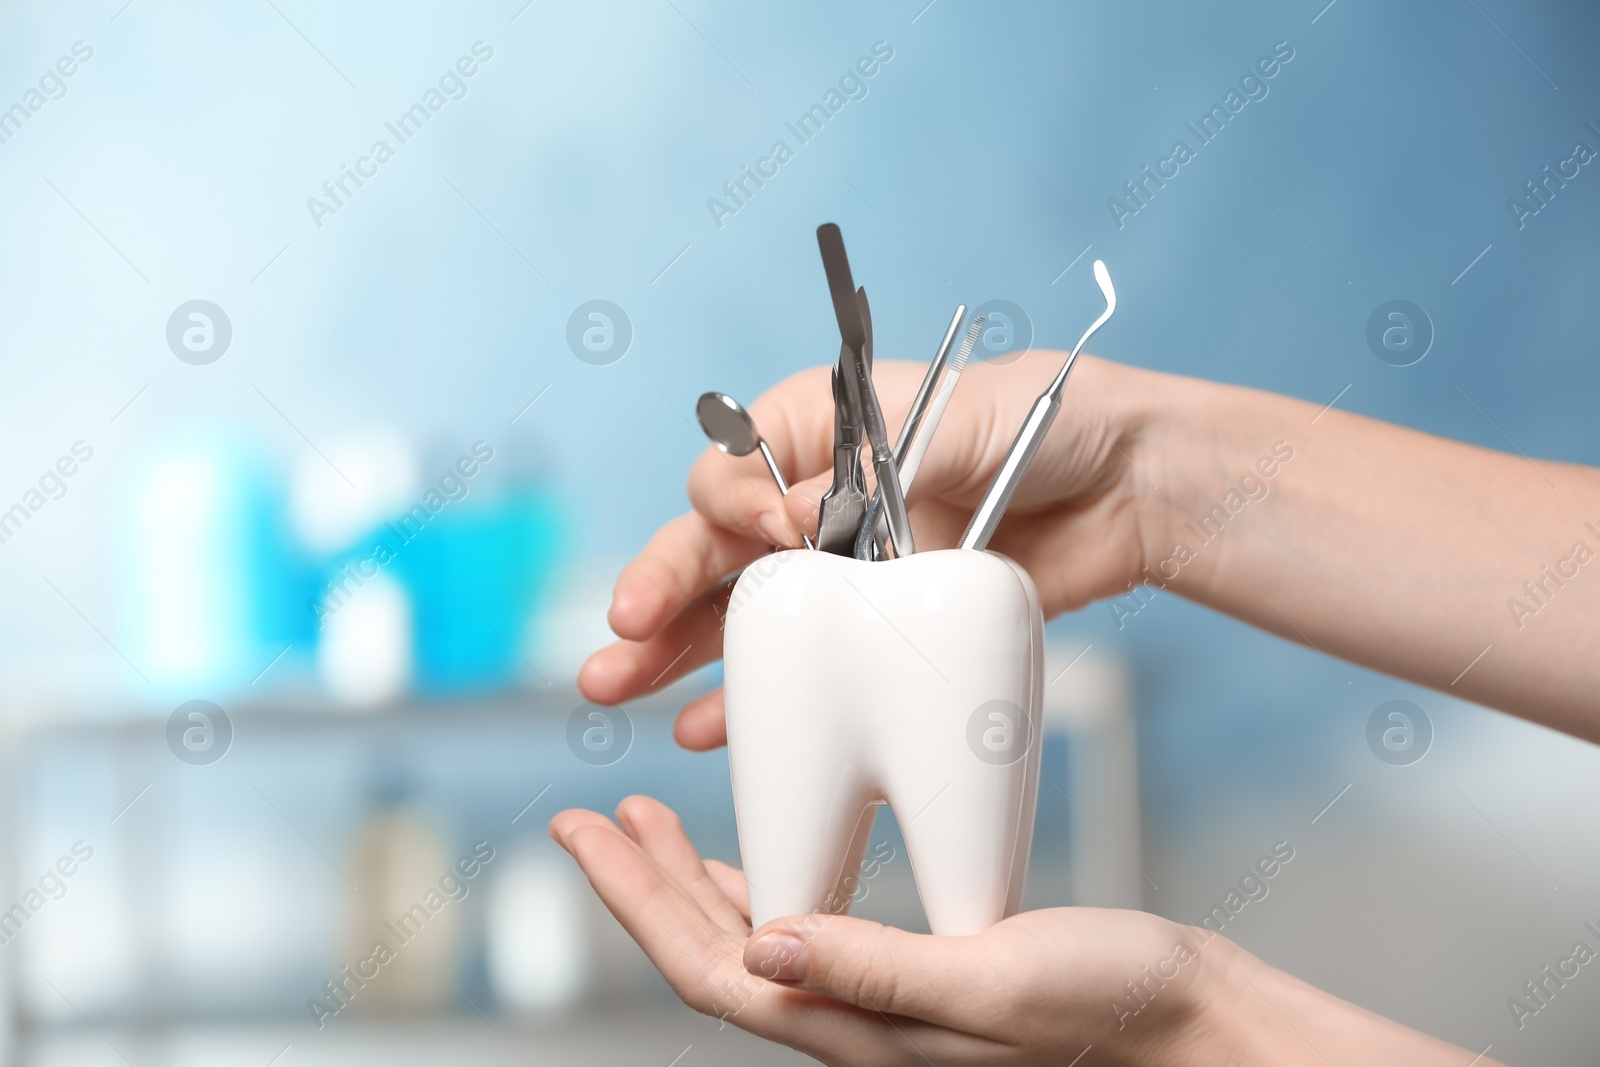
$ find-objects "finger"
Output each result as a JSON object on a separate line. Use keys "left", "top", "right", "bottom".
{"left": 780, "top": 470, "right": 834, "bottom": 543}
{"left": 688, "top": 447, "right": 808, "bottom": 550}
{"left": 883, "top": 354, "right": 1074, "bottom": 511}
{"left": 904, "top": 498, "right": 975, "bottom": 554}
{"left": 607, "top": 512, "right": 762, "bottom": 643}
{"left": 579, "top": 593, "right": 728, "bottom": 705}
{"left": 557, "top": 821, "right": 750, "bottom": 1017}
{"left": 613, "top": 361, "right": 942, "bottom": 643}
{"left": 986, "top": 493, "right": 1145, "bottom": 612}
{"left": 775, "top": 357, "right": 952, "bottom": 543}
{"left": 673, "top": 687, "right": 728, "bottom": 751}
{"left": 704, "top": 859, "right": 750, "bottom": 923}
{"left": 744, "top": 913, "right": 997, "bottom": 1030}
{"left": 686, "top": 366, "right": 838, "bottom": 550}
{"left": 547, "top": 807, "right": 619, "bottom": 844}
{"left": 559, "top": 822, "right": 945, "bottom": 1062}
{"left": 615, "top": 796, "right": 749, "bottom": 936}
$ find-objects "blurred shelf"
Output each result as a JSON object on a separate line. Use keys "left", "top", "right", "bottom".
{"left": 20, "top": 1009, "right": 817, "bottom": 1066}
{"left": 9, "top": 680, "right": 713, "bottom": 740}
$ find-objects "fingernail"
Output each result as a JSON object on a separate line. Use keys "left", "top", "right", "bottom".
{"left": 748, "top": 932, "right": 808, "bottom": 982}
{"left": 756, "top": 511, "right": 797, "bottom": 548}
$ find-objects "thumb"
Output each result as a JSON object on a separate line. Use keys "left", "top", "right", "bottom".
{"left": 781, "top": 470, "right": 833, "bottom": 543}
{"left": 743, "top": 914, "right": 977, "bottom": 1023}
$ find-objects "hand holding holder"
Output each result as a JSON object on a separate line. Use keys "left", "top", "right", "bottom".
{"left": 723, "top": 548, "right": 1044, "bottom": 936}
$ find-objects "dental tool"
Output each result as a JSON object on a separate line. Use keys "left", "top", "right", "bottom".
{"left": 858, "top": 287, "right": 874, "bottom": 370}
{"left": 814, "top": 366, "right": 868, "bottom": 555}
{"left": 815, "top": 223, "right": 915, "bottom": 558}
{"left": 900, "top": 314, "right": 982, "bottom": 493}
{"left": 845, "top": 321, "right": 915, "bottom": 558}
{"left": 696, "top": 391, "right": 816, "bottom": 550}
{"left": 897, "top": 306, "right": 966, "bottom": 467}
{"left": 852, "top": 306, "right": 969, "bottom": 560}
{"left": 853, "top": 286, "right": 892, "bottom": 561}
{"left": 817, "top": 289, "right": 880, "bottom": 555}
{"left": 957, "top": 259, "right": 1117, "bottom": 552}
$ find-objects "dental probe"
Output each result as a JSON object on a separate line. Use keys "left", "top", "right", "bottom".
{"left": 958, "top": 260, "right": 1117, "bottom": 552}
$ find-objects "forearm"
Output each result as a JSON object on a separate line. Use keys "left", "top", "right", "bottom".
{"left": 1126, "top": 368, "right": 1600, "bottom": 738}
{"left": 1174, "top": 938, "right": 1501, "bottom": 1066}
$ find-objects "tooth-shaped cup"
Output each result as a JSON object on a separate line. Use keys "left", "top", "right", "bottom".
{"left": 723, "top": 548, "right": 1043, "bottom": 936}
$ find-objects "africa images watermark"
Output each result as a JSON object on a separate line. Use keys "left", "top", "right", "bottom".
{"left": 1107, "top": 440, "right": 1295, "bottom": 629}
{"left": 1107, "top": 39, "right": 1297, "bottom": 230}
{"left": 305, "top": 40, "right": 495, "bottom": 229}
{"left": 1112, "top": 840, "right": 1296, "bottom": 1031}
{"left": 307, "top": 840, "right": 496, "bottom": 1029}
{"left": 719, "top": 548, "right": 800, "bottom": 624}
{"left": 0, "top": 841, "right": 95, "bottom": 947}
{"left": 1505, "top": 520, "right": 1599, "bottom": 630}
{"left": 705, "top": 40, "right": 896, "bottom": 230}
{"left": 309, "top": 441, "right": 496, "bottom": 627}
{"left": 1507, "top": 119, "right": 1599, "bottom": 231}
{"left": 0, "top": 40, "right": 95, "bottom": 149}
{"left": 1506, "top": 919, "right": 1600, "bottom": 1030}
{"left": 0, "top": 440, "right": 95, "bottom": 547}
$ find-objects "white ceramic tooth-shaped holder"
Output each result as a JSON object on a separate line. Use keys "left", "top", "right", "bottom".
{"left": 723, "top": 548, "right": 1044, "bottom": 936}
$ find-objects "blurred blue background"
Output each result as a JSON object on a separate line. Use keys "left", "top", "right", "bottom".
{"left": 1, "top": 0, "right": 1598, "bottom": 1063}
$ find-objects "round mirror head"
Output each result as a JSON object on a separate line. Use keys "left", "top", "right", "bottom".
{"left": 695, "top": 392, "right": 759, "bottom": 456}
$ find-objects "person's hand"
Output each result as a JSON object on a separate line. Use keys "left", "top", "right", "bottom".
{"left": 579, "top": 353, "right": 1168, "bottom": 750}
{"left": 549, "top": 796, "right": 1246, "bottom": 1067}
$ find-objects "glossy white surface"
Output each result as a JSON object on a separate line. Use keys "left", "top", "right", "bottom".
{"left": 724, "top": 549, "right": 1044, "bottom": 936}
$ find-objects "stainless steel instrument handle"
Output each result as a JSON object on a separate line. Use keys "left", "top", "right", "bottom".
{"left": 957, "top": 394, "right": 1058, "bottom": 552}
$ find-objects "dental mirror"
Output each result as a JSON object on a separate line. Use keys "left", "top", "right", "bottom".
{"left": 697, "top": 391, "right": 815, "bottom": 549}
{"left": 696, "top": 391, "right": 761, "bottom": 458}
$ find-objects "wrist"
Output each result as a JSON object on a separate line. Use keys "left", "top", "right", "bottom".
{"left": 1173, "top": 934, "right": 1287, "bottom": 1066}
{"left": 1091, "top": 359, "right": 1207, "bottom": 593}
{"left": 1118, "top": 366, "right": 1298, "bottom": 600}
{"left": 1144, "top": 929, "right": 1486, "bottom": 1067}
{"left": 1132, "top": 931, "right": 1330, "bottom": 1067}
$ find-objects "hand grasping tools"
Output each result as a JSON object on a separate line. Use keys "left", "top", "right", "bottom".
{"left": 958, "top": 259, "right": 1117, "bottom": 552}
{"left": 701, "top": 225, "right": 1119, "bottom": 562}
{"left": 695, "top": 391, "right": 816, "bottom": 550}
